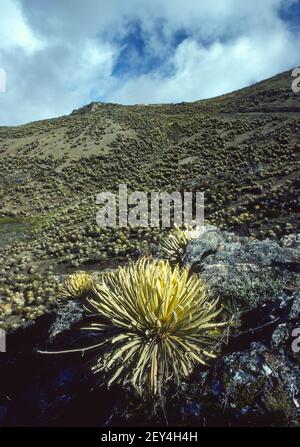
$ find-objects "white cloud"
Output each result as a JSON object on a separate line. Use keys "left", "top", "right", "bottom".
{"left": 0, "top": 0, "right": 299, "bottom": 124}
{"left": 0, "top": 0, "right": 44, "bottom": 53}
{"left": 108, "top": 28, "right": 300, "bottom": 104}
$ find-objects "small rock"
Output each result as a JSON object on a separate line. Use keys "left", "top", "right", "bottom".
{"left": 49, "top": 301, "right": 84, "bottom": 340}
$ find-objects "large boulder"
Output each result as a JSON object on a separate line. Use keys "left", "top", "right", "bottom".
{"left": 183, "top": 225, "right": 300, "bottom": 309}
{"left": 173, "top": 226, "right": 300, "bottom": 426}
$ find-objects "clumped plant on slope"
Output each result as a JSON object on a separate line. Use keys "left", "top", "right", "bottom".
{"left": 60, "top": 271, "right": 95, "bottom": 300}
{"left": 158, "top": 225, "right": 197, "bottom": 262}
{"left": 83, "top": 257, "right": 226, "bottom": 396}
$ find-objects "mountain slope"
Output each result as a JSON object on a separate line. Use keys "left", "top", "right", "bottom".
{"left": 0, "top": 69, "right": 299, "bottom": 329}
{"left": 0, "top": 69, "right": 299, "bottom": 237}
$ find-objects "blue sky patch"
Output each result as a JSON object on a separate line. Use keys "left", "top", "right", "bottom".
{"left": 279, "top": 1, "right": 300, "bottom": 33}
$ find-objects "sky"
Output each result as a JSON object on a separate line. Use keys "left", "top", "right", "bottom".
{"left": 0, "top": 0, "right": 300, "bottom": 125}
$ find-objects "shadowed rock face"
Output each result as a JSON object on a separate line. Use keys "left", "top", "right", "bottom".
{"left": 0, "top": 311, "right": 124, "bottom": 427}
{"left": 178, "top": 227, "right": 299, "bottom": 426}
{"left": 0, "top": 228, "right": 299, "bottom": 427}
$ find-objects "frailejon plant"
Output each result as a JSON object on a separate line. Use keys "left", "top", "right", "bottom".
{"left": 158, "top": 226, "right": 190, "bottom": 262}
{"left": 40, "top": 258, "right": 227, "bottom": 398}
{"left": 87, "top": 258, "right": 226, "bottom": 395}
{"left": 60, "top": 272, "right": 95, "bottom": 300}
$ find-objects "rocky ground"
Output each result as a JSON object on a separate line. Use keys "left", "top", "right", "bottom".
{"left": 0, "top": 226, "right": 299, "bottom": 427}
